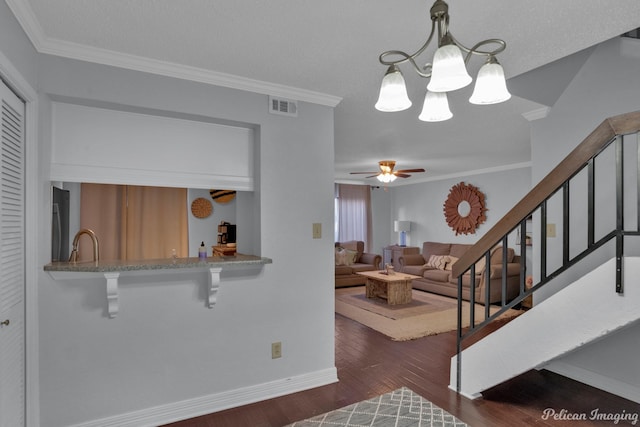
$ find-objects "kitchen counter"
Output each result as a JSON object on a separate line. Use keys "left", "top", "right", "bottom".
{"left": 44, "top": 254, "right": 272, "bottom": 318}
{"left": 44, "top": 254, "right": 271, "bottom": 273}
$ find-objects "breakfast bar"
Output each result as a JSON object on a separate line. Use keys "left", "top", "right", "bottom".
{"left": 45, "top": 254, "right": 272, "bottom": 318}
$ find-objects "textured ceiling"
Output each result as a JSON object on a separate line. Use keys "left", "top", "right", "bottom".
{"left": 7, "top": 0, "right": 640, "bottom": 184}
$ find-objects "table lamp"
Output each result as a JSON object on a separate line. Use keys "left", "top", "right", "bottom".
{"left": 394, "top": 220, "right": 411, "bottom": 247}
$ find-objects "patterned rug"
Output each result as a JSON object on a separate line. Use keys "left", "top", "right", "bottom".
{"left": 285, "top": 387, "right": 469, "bottom": 426}
{"left": 335, "top": 286, "right": 522, "bottom": 341}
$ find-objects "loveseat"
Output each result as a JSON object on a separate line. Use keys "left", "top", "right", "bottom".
{"left": 399, "top": 241, "right": 521, "bottom": 304}
{"left": 335, "top": 241, "right": 382, "bottom": 288}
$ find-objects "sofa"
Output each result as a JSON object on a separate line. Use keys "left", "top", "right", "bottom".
{"left": 335, "top": 241, "right": 382, "bottom": 288}
{"left": 399, "top": 241, "right": 521, "bottom": 304}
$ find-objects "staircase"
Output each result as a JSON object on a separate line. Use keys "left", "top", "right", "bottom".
{"left": 449, "top": 111, "right": 640, "bottom": 399}
{"left": 450, "top": 257, "right": 640, "bottom": 399}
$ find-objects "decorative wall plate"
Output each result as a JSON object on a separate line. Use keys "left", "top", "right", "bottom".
{"left": 210, "top": 189, "right": 236, "bottom": 204}
{"left": 191, "top": 197, "right": 213, "bottom": 219}
{"left": 443, "top": 182, "right": 487, "bottom": 235}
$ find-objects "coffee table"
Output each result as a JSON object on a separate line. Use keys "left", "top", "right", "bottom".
{"left": 356, "top": 271, "right": 422, "bottom": 305}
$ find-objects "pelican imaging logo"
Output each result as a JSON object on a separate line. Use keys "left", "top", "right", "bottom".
{"left": 542, "top": 408, "right": 638, "bottom": 424}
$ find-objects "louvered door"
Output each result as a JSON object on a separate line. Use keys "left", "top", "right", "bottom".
{"left": 0, "top": 80, "right": 26, "bottom": 427}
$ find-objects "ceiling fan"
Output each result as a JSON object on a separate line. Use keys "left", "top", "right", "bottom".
{"left": 350, "top": 160, "right": 425, "bottom": 183}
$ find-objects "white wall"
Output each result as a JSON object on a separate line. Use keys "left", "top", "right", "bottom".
{"left": 374, "top": 167, "right": 531, "bottom": 252}
{"left": 370, "top": 186, "right": 392, "bottom": 254}
{"left": 187, "top": 189, "right": 237, "bottom": 257}
{"left": 36, "top": 55, "right": 336, "bottom": 426}
{"left": 531, "top": 36, "right": 640, "bottom": 403}
{"left": 0, "top": 1, "right": 38, "bottom": 85}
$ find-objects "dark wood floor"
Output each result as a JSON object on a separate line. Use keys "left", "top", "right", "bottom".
{"left": 164, "top": 313, "right": 639, "bottom": 427}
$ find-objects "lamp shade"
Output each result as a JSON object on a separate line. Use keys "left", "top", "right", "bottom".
{"left": 427, "top": 44, "right": 472, "bottom": 93}
{"left": 394, "top": 220, "right": 411, "bottom": 232}
{"left": 469, "top": 59, "right": 511, "bottom": 105}
{"left": 418, "top": 90, "right": 452, "bottom": 122}
{"left": 375, "top": 65, "right": 412, "bottom": 112}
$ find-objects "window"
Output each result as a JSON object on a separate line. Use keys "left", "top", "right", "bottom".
{"left": 334, "top": 184, "right": 372, "bottom": 250}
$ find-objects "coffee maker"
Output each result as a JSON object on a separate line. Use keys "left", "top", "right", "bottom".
{"left": 217, "top": 221, "right": 236, "bottom": 244}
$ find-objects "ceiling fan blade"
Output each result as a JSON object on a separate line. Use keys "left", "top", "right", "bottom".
{"left": 395, "top": 173, "right": 411, "bottom": 178}
{"left": 350, "top": 171, "right": 379, "bottom": 175}
{"left": 366, "top": 174, "right": 379, "bottom": 179}
{"left": 395, "top": 168, "right": 425, "bottom": 173}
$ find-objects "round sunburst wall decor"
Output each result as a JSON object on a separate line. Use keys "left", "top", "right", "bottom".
{"left": 443, "top": 182, "right": 487, "bottom": 235}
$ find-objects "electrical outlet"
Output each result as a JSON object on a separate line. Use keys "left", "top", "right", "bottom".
{"left": 312, "top": 223, "right": 322, "bottom": 239}
{"left": 271, "top": 342, "right": 282, "bottom": 359}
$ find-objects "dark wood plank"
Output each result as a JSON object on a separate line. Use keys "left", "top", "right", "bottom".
{"left": 163, "top": 313, "right": 638, "bottom": 427}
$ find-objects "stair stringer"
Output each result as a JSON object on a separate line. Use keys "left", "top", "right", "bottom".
{"left": 449, "top": 257, "right": 640, "bottom": 400}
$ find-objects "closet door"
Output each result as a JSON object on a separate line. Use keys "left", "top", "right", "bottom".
{"left": 0, "top": 80, "right": 26, "bottom": 426}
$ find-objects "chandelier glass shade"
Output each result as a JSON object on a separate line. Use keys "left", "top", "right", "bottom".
{"left": 418, "top": 90, "right": 452, "bottom": 122}
{"left": 469, "top": 57, "right": 511, "bottom": 105}
{"left": 375, "top": 65, "right": 413, "bottom": 112}
{"left": 375, "top": 0, "right": 510, "bottom": 121}
{"left": 427, "top": 44, "right": 472, "bottom": 93}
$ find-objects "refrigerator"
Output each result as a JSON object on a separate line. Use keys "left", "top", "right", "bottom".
{"left": 51, "top": 186, "right": 70, "bottom": 262}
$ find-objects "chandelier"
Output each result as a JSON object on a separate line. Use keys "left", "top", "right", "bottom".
{"left": 374, "top": 0, "right": 511, "bottom": 122}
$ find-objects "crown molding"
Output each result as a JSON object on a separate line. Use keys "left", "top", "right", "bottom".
{"left": 340, "top": 161, "right": 532, "bottom": 187}
{"left": 5, "top": 0, "right": 342, "bottom": 108}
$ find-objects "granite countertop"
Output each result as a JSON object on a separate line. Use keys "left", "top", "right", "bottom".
{"left": 44, "top": 254, "right": 272, "bottom": 273}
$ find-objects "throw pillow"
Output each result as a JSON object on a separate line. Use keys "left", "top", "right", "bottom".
{"left": 345, "top": 249, "right": 359, "bottom": 265}
{"left": 474, "top": 257, "right": 486, "bottom": 274}
{"left": 445, "top": 256, "right": 459, "bottom": 271}
{"left": 427, "top": 254, "right": 449, "bottom": 270}
{"left": 335, "top": 248, "right": 347, "bottom": 266}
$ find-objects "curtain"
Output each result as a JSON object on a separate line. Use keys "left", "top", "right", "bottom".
{"left": 79, "top": 183, "right": 126, "bottom": 261}
{"left": 335, "top": 184, "right": 372, "bottom": 251}
{"left": 79, "top": 183, "right": 188, "bottom": 261}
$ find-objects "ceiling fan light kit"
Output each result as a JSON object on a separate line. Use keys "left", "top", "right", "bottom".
{"left": 375, "top": 0, "right": 511, "bottom": 122}
{"left": 350, "top": 160, "right": 425, "bottom": 183}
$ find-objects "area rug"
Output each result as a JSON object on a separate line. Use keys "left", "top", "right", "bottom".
{"left": 285, "top": 387, "right": 469, "bottom": 426}
{"left": 335, "top": 286, "right": 522, "bottom": 341}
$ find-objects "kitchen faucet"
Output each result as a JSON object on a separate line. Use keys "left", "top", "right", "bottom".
{"left": 68, "top": 228, "right": 100, "bottom": 262}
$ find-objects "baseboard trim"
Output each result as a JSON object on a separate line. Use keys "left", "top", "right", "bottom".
{"left": 447, "top": 384, "right": 482, "bottom": 400}
{"left": 544, "top": 361, "right": 640, "bottom": 404}
{"left": 69, "top": 368, "right": 338, "bottom": 427}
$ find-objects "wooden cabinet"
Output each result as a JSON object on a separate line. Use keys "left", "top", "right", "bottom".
{"left": 385, "top": 245, "right": 420, "bottom": 271}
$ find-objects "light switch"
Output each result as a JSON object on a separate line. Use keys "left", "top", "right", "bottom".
{"left": 547, "top": 223, "right": 556, "bottom": 238}
{"left": 312, "top": 223, "right": 322, "bottom": 239}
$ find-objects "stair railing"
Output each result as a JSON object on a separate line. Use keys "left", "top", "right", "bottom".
{"left": 451, "top": 111, "right": 640, "bottom": 393}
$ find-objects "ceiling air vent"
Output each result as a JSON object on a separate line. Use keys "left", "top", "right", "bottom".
{"left": 269, "top": 96, "right": 298, "bottom": 117}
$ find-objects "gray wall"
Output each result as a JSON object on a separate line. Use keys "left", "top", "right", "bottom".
{"left": 0, "top": 1, "right": 38, "bottom": 86}
{"left": 372, "top": 167, "right": 532, "bottom": 253}
{"left": 531, "top": 36, "right": 640, "bottom": 402}
{"left": 370, "top": 186, "right": 392, "bottom": 254}
{"left": 34, "top": 55, "right": 336, "bottom": 426}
